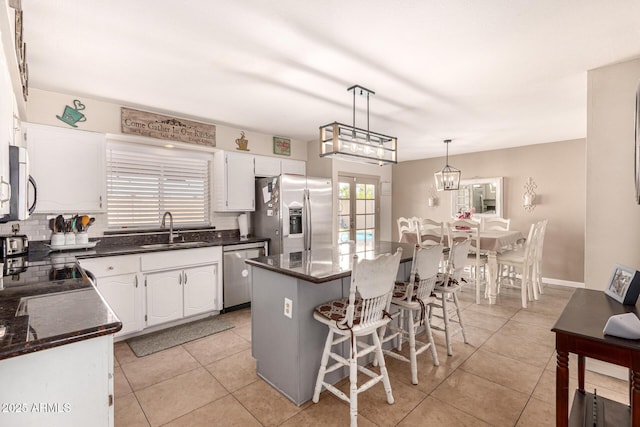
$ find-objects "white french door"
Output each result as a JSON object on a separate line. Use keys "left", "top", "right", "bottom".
{"left": 337, "top": 175, "right": 379, "bottom": 252}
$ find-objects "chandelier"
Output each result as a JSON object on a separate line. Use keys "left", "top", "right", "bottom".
{"left": 434, "top": 139, "right": 461, "bottom": 191}
{"left": 319, "top": 85, "right": 397, "bottom": 166}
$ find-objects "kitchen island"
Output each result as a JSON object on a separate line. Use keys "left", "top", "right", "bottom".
{"left": 0, "top": 257, "right": 122, "bottom": 427}
{"left": 245, "top": 241, "right": 414, "bottom": 405}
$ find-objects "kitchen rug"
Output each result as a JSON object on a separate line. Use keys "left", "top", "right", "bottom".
{"left": 127, "top": 316, "right": 234, "bottom": 357}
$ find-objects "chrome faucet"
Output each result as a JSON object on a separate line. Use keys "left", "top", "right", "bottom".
{"left": 161, "top": 211, "right": 175, "bottom": 244}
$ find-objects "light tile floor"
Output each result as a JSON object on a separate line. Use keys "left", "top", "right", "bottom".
{"left": 113, "top": 284, "right": 629, "bottom": 426}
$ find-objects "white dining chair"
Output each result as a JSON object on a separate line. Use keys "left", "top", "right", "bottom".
{"left": 481, "top": 217, "right": 511, "bottom": 231}
{"left": 377, "top": 243, "right": 442, "bottom": 384}
{"left": 415, "top": 218, "right": 445, "bottom": 246}
{"left": 533, "top": 219, "right": 548, "bottom": 296}
{"left": 446, "top": 219, "right": 486, "bottom": 304}
{"left": 430, "top": 238, "right": 472, "bottom": 356}
{"left": 495, "top": 222, "right": 539, "bottom": 308}
{"left": 397, "top": 217, "right": 419, "bottom": 242}
{"left": 312, "top": 248, "right": 402, "bottom": 427}
{"left": 481, "top": 217, "right": 512, "bottom": 281}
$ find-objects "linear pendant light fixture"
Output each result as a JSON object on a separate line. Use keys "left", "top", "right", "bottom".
{"left": 319, "top": 85, "right": 397, "bottom": 166}
{"left": 434, "top": 139, "right": 461, "bottom": 191}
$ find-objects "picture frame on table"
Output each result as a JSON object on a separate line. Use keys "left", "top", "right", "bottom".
{"left": 605, "top": 264, "right": 640, "bottom": 305}
{"left": 273, "top": 136, "right": 291, "bottom": 156}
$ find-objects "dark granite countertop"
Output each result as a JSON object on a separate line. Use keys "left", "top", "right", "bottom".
{"left": 0, "top": 235, "right": 269, "bottom": 361}
{"left": 0, "top": 265, "right": 121, "bottom": 361}
{"left": 30, "top": 236, "right": 270, "bottom": 261}
{"left": 245, "top": 241, "right": 415, "bottom": 283}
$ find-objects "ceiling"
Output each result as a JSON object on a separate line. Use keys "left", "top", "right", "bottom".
{"left": 21, "top": 0, "right": 640, "bottom": 161}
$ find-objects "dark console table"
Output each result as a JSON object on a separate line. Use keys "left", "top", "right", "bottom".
{"left": 552, "top": 288, "right": 638, "bottom": 426}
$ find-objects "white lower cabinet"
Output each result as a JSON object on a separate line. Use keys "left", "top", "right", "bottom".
{"left": 183, "top": 264, "right": 219, "bottom": 316}
{"left": 141, "top": 247, "right": 222, "bottom": 328}
{"left": 145, "top": 263, "right": 219, "bottom": 326}
{"left": 145, "top": 269, "right": 183, "bottom": 326}
{"left": 78, "top": 255, "right": 143, "bottom": 338}
{"left": 79, "top": 246, "right": 222, "bottom": 337}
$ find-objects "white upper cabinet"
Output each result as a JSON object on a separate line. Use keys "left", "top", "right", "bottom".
{"left": 281, "top": 159, "right": 306, "bottom": 175}
{"left": 24, "top": 123, "right": 106, "bottom": 213}
{"left": 254, "top": 155, "right": 281, "bottom": 177}
{"left": 213, "top": 151, "right": 255, "bottom": 211}
{"left": 0, "top": 50, "right": 15, "bottom": 215}
{"left": 254, "top": 155, "right": 306, "bottom": 177}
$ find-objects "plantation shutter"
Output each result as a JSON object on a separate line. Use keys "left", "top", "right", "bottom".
{"left": 106, "top": 143, "right": 210, "bottom": 227}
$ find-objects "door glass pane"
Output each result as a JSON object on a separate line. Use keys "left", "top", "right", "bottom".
{"left": 366, "top": 200, "right": 375, "bottom": 212}
{"left": 366, "top": 184, "right": 375, "bottom": 199}
{"left": 356, "top": 199, "right": 365, "bottom": 213}
{"left": 338, "top": 231, "right": 350, "bottom": 243}
{"left": 339, "top": 199, "right": 350, "bottom": 214}
{"left": 356, "top": 215, "right": 365, "bottom": 229}
{"left": 365, "top": 214, "right": 375, "bottom": 228}
{"left": 365, "top": 229, "right": 375, "bottom": 250}
{"left": 338, "top": 215, "right": 350, "bottom": 231}
{"left": 339, "top": 182, "right": 350, "bottom": 199}
{"left": 356, "top": 184, "right": 365, "bottom": 199}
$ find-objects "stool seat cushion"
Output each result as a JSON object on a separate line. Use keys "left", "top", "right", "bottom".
{"left": 315, "top": 298, "right": 363, "bottom": 325}
{"left": 393, "top": 281, "right": 418, "bottom": 299}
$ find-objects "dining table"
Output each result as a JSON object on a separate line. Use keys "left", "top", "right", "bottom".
{"left": 401, "top": 228, "right": 524, "bottom": 304}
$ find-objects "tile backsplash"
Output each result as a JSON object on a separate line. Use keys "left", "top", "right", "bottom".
{"left": 0, "top": 212, "right": 244, "bottom": 242}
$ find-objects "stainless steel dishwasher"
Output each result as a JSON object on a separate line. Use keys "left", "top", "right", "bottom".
{"left": 223, "top": 241, "right": 267, "bottom": 310}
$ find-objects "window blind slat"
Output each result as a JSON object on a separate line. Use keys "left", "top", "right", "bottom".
{"left": 106, "top": 144, "right": 211, "bottom": 227}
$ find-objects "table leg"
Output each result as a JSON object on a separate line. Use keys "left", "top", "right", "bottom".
{"left": 578, "top": 355, "right": 585, "bottom": 392}
{"left": 486, "top": 251, "right": 497, "bottom": 304}
{"left": 556, "top": 350, "right": 569, "bottom": 427}
{"left": 633, "top": 369, "right": 640, "bottom": 426}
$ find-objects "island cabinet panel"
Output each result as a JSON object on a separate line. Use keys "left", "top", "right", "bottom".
{"left": 250, "top": 267, "right": 349, "bottom": 405}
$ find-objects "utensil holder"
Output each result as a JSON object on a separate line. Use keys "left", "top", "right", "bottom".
{"left": 76, "top": 232, "right": 89, "bottom": 245}
{"left": 51, "top": 233, "right": 65, "bottom": 246}
{"left": 64, "top": 232, "right": 76, "bottom": 246}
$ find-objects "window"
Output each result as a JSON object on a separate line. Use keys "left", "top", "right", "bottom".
{"left": 106, "top": 143, "right": 210, "bottom": 228}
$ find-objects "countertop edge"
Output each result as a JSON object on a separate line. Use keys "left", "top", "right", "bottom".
{"left": 0, "top": 321, "right": 122, "bottom": 361}
{"left": 71, "top": 237, "right": 270, "bottom": 259}
{"left": 245, "top": 258, "right": 350, "bottom": 283}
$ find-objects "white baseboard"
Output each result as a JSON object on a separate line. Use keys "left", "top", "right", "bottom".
{"left": 542, "top": 277, "right": 585, "bottom": 288}
{"left": 586, "top": 358, "right": 628, "bottom": 381}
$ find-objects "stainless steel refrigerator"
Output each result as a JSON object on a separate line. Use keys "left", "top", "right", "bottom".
{"left": 253, "top": 174, "right": 333, "bottom": 254}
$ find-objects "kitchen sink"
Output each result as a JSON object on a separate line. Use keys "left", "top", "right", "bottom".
{"left": 139, "top": 241, "right": 207, "bottom": 250}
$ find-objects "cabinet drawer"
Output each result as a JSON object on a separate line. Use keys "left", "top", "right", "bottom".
{"left": 78, "top": 255, "right": 140, "bottom": 277}
{"left": 141, "top": 246, "right": 222, "bottom": 271}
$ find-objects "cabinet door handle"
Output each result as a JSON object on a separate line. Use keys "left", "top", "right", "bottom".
{"left": 135, "top": 275, "right": 138, "bottom": 288}
{"left": 0, "top": 177, "right": 11, "bottom": 206}
{"left": 107, "top": 266, "right": 114, "bottom": 270}
{"left": 184, "top": 272, "right": 188, "bottom": 285}
{"left": 178, "top": 272, "right": 183, "bottom": 285}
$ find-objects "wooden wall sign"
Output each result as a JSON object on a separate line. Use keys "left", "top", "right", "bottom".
{"left": 121, "top": 107, "right": 216, "bottom": 147}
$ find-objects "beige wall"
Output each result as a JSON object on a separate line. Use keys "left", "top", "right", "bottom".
{"left": 393, "top": 139, "right": 586, "bottom": 283}
{"left": 586, "top": 57, "right": 640, "bottom": 290}
{"left": 25, "top": 88, "right": 308, "bottom": 160}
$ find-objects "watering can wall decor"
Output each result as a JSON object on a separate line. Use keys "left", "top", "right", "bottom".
{"left": 56, "top": 99, "right": 87, "bottom": 128}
